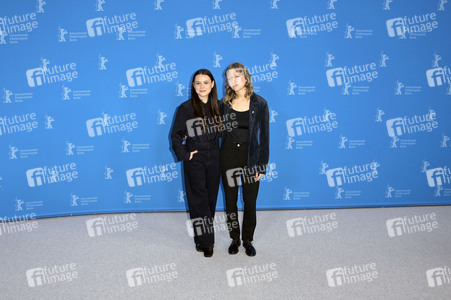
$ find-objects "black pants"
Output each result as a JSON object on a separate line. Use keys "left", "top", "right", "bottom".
{"left": 183, "top": 140, "right": 220, "bottom": 248}
{"left": 220, "top": 140, "right": 260, "bottom": 242}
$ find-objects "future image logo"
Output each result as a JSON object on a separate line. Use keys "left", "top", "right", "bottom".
{"left": 125, "top": 54, "right": 178, "bottom": 87}
{"left": 86, "top": 214, "right": 138, "bottom": 237}
{"left": 286, "top": 109, "right": 338, "bottom": 137}
{"left": 86, "top": 13, "right": 139, "bottom": 39}
{"left": 286, "top": 13, "right": 338, "bottom": 38}
{"left": 25, "top": 59, "right": 78, "bottom": 88}
{"left": 386, "top": 13, "right": 438, "bottom": 39}
{"left": 0, "top": 11, "right": 41, "bottom": 45}
{"left": 326, "top": 263, "right": 378, "bottom": 287}
{"left": 385, "top": 109, "right": 438, "bottom": 138}
{"left": 326, "top": 68, "right": 344, "bottom": 87}
{"left": 426, "top": 167, "right": 451, "bottom": 188}
{"left": 187, "top": 217, "right": 212, "bottom": 238}
{"left": 185, "top": 13, "right": 238, "bottom": 38}
{"left": 126, "top": 263, "right": 178, "bottom": 288}
{"left": 26, "top": 163, "right": 78, "bottom": 188}
{"left": 126, "top": 168, "right": 145, "bottom": 187}
{"left": 186, "top": 118, "right": 205, "bottom": 137}
{"left": 86, "top": 118, "right": 104, "bottom": 137}
{"left": 426, "top": 53, "right": 451, "bottom": 94}
{"left": 26, "top": 68, "right": 44, "bottom": 87}
{"left": 386, "top": 18, "right": 405, "bottom": 37}
{"left": 26, "top": 264, "right": 78, "bottom": 287}
{"left": 126, "top": 163, "right": 178, "bottom": 187}
{"left": 0, "top": 213, "right": 38, "bottom": 236}
{"left": 86, "top": 113, "right": 138, "bottom": 137}
{"left": 421, "top": 161, "right": 451, "bottom": 196}
{"left": 126, "top": 68, "right": 145, "bottom": 87}
{"left": 186, "top": 214, "right": 233, "bottom": 238}
{"left": 286, "top": 213, "right": 338, "bottom": 237}
{"left": 325, "top": 161, "right": 380, "bottom": 188}
{"left": 426, "top": 67, "right": 450, "bottom": 87}
{"left": 186, "top": 18, "right": 203, "bottom": 37}
{"left": 427, "top": 267, "right": 451, "bottom": 287}
{"left": 226, "top": 264, "right": 278, "bottom": 287}
{"left": 326, "top": 62, "right": 378, "bottom": 89}
{"left": 26, "top": 168, "right": 45, "bottom": 187}
{"left": 386, "top": 213, "right": 438, "bottom": 237}
{"left": 185, "top": 113, "right": 236, "bottom": 138}
{"left": 0, "top": 113, "right": 38, "bottom": 136}
{"left": 86, "top": 18, "right": 104, "bottom": 37}
{"left": 226, "top": 168, "right": 244, "bottom": 187}
{"left": 225, "top": 165, "right": 267, "bottom": 187}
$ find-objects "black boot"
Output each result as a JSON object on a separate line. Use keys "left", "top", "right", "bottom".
{"left": 196, "top": 244, "right": 214, "bottom": 257}
{"left": 202, "top": 247, "right": 214, "bottom": 257}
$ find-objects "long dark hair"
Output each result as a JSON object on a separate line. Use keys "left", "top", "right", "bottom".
{"left": 190, "top": 69, "right": 222, "bottom": 130}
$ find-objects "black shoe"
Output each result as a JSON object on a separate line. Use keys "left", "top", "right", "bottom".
{"left": 228, "top": 240, "right": 241, "bottom": 255}
{"left": 243, "top": 241, "right": 256, "bottom": 257}
{"left": 202, "top": 247, "right": 214, "bottom": 257}
{"left": 196, "top": 245, "right": 214, "bottom": 257}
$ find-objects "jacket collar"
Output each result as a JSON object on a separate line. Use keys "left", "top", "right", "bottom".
{"left": 226, "top": 93, "right": 257, "bottom": 117}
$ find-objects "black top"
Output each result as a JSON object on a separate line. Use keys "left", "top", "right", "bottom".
{"left": 228, "top": 108, "right": 249, "bottom": 143}
{"left": 219, "top": 93, "right": 270, "bottom": 175}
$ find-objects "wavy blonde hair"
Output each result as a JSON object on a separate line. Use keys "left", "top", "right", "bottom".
{"left": 224, "top": 62, "right": 253, "bottom": 107}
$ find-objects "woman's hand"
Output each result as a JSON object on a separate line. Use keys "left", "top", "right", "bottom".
{"left": 189, "top": 150, "right": 198, "bottom": 160}
{"left": 255, "top": 173, "right": 263, "bottom": 181}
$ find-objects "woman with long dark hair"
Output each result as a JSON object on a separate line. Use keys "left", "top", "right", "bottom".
{"left": 219, "top": 62, "right": 270, "bottom": 257}
{"left": 171, "top": 69, "right": 222, "bottom": 257}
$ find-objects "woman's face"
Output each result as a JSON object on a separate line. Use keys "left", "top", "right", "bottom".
{"left": 193, "top": 74, "right": 214, "bottom": 100}
{"left": 227, "top": 69, "right": 246, "bottom": 93}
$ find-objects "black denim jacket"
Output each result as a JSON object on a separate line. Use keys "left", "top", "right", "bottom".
{"left": 219, "top": 93, "right": 270, "bottom": 174}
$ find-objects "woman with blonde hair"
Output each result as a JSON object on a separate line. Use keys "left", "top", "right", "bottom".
{"left": 219, "top": 62, "right": 270, "bottom": 256}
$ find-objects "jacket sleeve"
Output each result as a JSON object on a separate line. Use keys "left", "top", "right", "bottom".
{"left": 258, "top": 100, "right": 270, "bottom": 173}
{"left": 170, "top": 105, "right": 191, "bottom": 162}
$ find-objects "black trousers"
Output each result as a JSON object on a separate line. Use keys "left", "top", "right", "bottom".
{"left": 220, "top": 140, "right": 260, "bottom": 242}
{"left": 183, "top": 140, "right": 220, "bottom": 248}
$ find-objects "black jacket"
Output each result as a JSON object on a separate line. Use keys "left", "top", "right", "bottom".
{"left": 219, "top": 93, "right": 270, "bottom": 174}
{"left": 171, "top": 99, "right": 220, "bottom": 161}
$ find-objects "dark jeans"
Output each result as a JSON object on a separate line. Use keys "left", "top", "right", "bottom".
{"left": 220, "top": 140, "right": 260, "bottom": 242}
{"left": 183, "top": 140, "right": 220, "bottom": 248}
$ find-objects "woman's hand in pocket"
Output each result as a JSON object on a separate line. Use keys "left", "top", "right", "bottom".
{"left": 189, "top": 150, "right": 198, "bottom": 160}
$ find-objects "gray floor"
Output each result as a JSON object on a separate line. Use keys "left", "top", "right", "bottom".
{"left": 1, "top": 206, "right": 451, "bottom": 299}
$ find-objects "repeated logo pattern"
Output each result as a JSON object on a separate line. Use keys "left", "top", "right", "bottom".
{"left": 0, "top": 1, "right": 450, "bottom": 220}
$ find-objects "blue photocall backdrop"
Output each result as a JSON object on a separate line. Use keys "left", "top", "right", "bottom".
{"left": 1, "top": 0, "right": 450, "bottom": 220}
